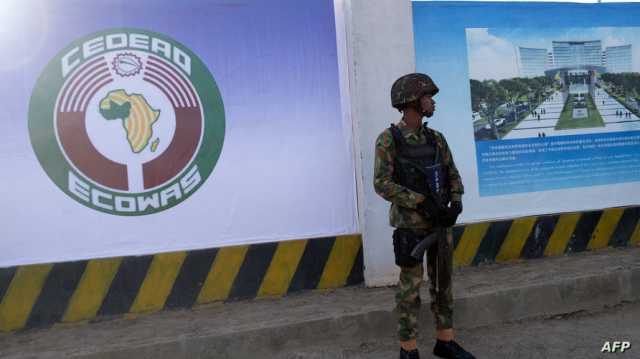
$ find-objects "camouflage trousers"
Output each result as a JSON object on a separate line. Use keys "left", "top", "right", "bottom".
{"left": 395, "top": 228, "right": 453, "bottom": 341}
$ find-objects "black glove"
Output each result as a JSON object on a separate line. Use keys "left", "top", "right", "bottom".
{"left": 438, "top": 201, "right": 462, "bottom": 227}
{"left": 450, "top": 200, "right": 463, "bottom": 215}
{"left": 417, "top": 196, "right": 445, "bottom": 220}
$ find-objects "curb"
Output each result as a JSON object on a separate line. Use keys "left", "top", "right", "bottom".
{"left": 1, "top": 248, "right": 638, "bottom": 359}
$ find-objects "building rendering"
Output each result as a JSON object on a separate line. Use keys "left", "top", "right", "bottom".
{"left": 518, "top": 47, "right": 548, "bottom": 77}
{"left": 552, "top": 40, "right": 603, "bottom": 68}
{"left": 520, "top": 40, "right": 633, "bottom": 77}
{"left": 605, "top": 45, "right": 632, "bottom": 73}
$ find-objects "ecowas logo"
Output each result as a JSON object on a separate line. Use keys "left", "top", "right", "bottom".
{"left": 29, "top": 29, "right": 225, "bottom": 215}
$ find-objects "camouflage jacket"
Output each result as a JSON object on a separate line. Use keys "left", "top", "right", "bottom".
{"left": 374, "top": 120, "right": 464, "bottom": 229}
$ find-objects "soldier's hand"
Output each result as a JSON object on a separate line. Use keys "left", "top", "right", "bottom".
{"left": 450, "top": 201, "right": 462, "bottom": 215}
{"left": 439, "top": 201, "right": 462, "bottom": 227}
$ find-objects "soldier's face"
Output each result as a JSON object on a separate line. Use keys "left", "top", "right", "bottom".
{"left": 420, "top": 95, "right": 435, "bottom": 117}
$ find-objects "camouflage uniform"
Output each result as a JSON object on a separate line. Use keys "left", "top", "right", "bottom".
{"left": 374, "top": 120, "right": 464, "bottom": 341}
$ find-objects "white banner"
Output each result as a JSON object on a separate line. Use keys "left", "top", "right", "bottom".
{"left": 0, "top": 0, "right": 357, "bottom": 267}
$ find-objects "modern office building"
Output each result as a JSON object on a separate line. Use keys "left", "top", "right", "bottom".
{"left": 518, "top": 40, "right": 632, "bottom": 80}
{"left": 518, "top": 47, "right": 548, "bottom": 77}
{"left": 605, "top": 45, "right": 632, "bottom": 73}
{"left": 552, "top": 40, "right": 603, "bottom": 68}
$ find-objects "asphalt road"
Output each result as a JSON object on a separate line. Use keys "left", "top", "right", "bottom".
{"left": 278, "top": 301, "right": 640, "bottom": 359}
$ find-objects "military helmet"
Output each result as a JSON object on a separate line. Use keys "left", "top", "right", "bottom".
{"left": 390, "top": 73, "right": 439, "bottom": 109}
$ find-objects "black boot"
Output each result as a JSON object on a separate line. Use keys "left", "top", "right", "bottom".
{"left": 399, "top": 347, "right": 420, "bottom": 359}
{"left": 433, "top": 340, "right": 476, "bottom": 359}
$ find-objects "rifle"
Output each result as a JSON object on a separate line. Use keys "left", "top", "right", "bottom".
{"left": 409, "top": 226, "right": 444, "bottom": 261}
{"left": 410, "top": 192, "right": 448, "bottom": 261}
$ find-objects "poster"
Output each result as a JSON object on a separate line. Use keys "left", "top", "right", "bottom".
{"left": 413, "top": 1, "right": 640, "bottom": 222}
{"left": 0, "top": 0, "right": 357, "bottom": 267}
{"left": 468, "top": 27, "right": 640, "bottom": 196}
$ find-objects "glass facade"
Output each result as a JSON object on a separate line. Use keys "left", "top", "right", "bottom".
{"left": 605, "top": 45, "right": 632, "bottom": 73}
{"left": 552, "top": 40, "right": 603, "bottom": 68}
{"left": 519, "top": 47, "right": 548, "bottom": 77}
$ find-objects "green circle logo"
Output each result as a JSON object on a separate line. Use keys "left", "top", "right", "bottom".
{"left": 28, "top": 29, "right": 225, "bottom": 215}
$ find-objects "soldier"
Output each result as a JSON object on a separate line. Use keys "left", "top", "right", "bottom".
{"left": 374, "top": 73, "right": 475, "bottom": 359}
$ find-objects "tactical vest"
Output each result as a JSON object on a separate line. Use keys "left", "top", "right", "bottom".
{"left": 389, "top": 123, "right": 450, "bottom": 206}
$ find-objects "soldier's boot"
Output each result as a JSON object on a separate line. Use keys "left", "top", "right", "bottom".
{"left": 399, "top": 347, "right": 420, "bottom": 359}
{"left": 433, "top": 340, "right": 476, "bottom": 359}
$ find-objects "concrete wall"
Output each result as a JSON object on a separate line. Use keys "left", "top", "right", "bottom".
{"left": 347, "top": 0, "right": 414, "bottom": 286}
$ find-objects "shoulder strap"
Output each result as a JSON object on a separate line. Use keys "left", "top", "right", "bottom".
{"left": 389, "top": 124, "right": 405, "bottom": 150}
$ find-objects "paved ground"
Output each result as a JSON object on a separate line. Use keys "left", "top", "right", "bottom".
{"left": 504, "top": 88, "right": 640, "bottom": 139}
{"left": 278, "top": 301, "right": 640, "bottom": 359}
{"left": 593, "top": 88, "right": 640, "bottom": 130}
{"left": 1, "top": 247, "right": 638, "bottom": 359}
{"left": 503, "top": 91, "right": 565, "bottom": 139}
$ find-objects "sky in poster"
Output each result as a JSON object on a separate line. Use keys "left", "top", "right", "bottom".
{"left": 413, "top": 1, "right": 640, "bottom": 86}
{"left": 467, "top": 27, "right": 640, "bottom": 80}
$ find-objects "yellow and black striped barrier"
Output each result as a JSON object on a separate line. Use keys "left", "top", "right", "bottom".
{"left": 451, "top": 206, "right": 640, "bottom": 267}
{"left": 1, "top": 206, "right": 640, "bottom": 333}
{"left": 0, "top": 235, "right": 363, "bottom": 333}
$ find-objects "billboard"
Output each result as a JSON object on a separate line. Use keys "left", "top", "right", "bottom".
{"left": 413, "top": 1, "right": 640, "bottom": 222}
{"left": 0, "top": 0, "right": 357, "bottom": 267}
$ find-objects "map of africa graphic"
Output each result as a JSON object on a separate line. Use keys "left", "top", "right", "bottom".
{"left": 99, "top": 89, "right": 161, "bottom": 153}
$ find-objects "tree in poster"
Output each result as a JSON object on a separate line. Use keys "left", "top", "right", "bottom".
{"left": 471, "top": 79, "right": 507, "bottom": 139}
{"left": 499, "top": 78, "right": 528, "bottom": 127}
